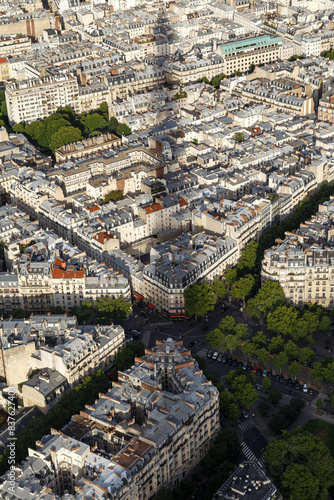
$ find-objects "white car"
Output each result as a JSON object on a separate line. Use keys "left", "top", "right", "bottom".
{"left": 262, "top": 369, "right": 267, "bottom": 377}
{"left": 212, "top": 352, "right": 218, "bottom": 360}
{"left": 303, "top": 383, "right": 308, "bottom": 393}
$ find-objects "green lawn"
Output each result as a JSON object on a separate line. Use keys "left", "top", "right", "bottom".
{"left": 304, "top": 419, "right": 334, "bottom": 458}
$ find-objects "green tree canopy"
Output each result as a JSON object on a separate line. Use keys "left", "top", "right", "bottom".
{"left": 114, "top": 342, "right": 145, "bottom": 372}
{"left": 184, "top": 282, "right": 216, "bottom": 319}
{"left": 232, "top": 132, "right": 245, "bottom": 143}
{"left": 104, "top": 190, "right": 123, "bottom": 203}
{"left": 231, "top": 274, "right": 255, "bottom": 306}
{"left": 237, "top": 241, "right": 259, "bottom": 272}
{"left": 49, "top": 126, "right": 83, "bottom": 152}
{"left": 267, "top": 305, "right": 298, "bottom": 338}
{"left": 247, "top": 281, "right": 286, "bottom": 318}
{"left": 116, "top": 123, "right": 132, "bottom": 136}
{"left": 223, "top": 268, "right": 238, "bottom": 288}
{"left": 211, "top": 279, "right": 228, "bottom": 300}
{"left": 82, "top": 112, "right": 107, "bottom": 134}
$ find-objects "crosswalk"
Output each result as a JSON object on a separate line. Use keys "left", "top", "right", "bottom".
{"left": 238, "top": 419, "right": 254, "bottom": 431}
{"left": 153, "top": 321, "right": 172, "bottom": 326}
{"left": 240, "top": 442, "right": 265, "bottom": 468}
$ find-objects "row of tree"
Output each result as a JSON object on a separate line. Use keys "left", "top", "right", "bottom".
{"left": 71, "top": 296, "right": 132, "bottom": 325}
{"left": 12, "top": 103, "right": 131, "bottom": 155}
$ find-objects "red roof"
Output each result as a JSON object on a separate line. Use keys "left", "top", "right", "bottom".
{"left": 54, "top": 257, "right": 66, "bottom": 269}
{"left": 87, "top": 204, "right": 101, "bottom": 213}
{"left": 0, "top": 57, "right": 7, "bottom": 63}
{"left": 52, "top": 268, "right": 84, "bottom": 279}
{"left": 144, "top": 203, "right": 163, "bottom": 214}
{"left": 93, "top": 232, "right": 112, "bottom": 244}
{"left": 179, "top": 198, "right": 188, "bottom": 207}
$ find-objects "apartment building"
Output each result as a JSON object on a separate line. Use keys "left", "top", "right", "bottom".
{"left": 106, "top": 232, "right": 238, "bottom": 317}
{"left": 5, "top": 75, "right": 80, "bottom": 125}
{"left": 262, "top": 197, "right": 334, "bottom": 308}
{"left": 0, "top": 33, "right": 31, "bottom": 57}
{"left": 0, "top": 338, "right": 220, "bottom": 500}
{"left": 22, "top": 368, "right": 69, "bottom": 413}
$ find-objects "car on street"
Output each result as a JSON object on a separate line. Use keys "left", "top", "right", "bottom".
{"left": 189, "top": 341, "right": 196, "bottom": 348}
{"left": 275, "top": 374, "right": 280, "bottom": 381}
{"left": 253, "top": 366, "right": 258, "bottom": 374}
{"left": 243, "top": 362, "right": 248, "bottom": 371}
{"left": 295, "top": 382, "right": 300, "bottom": 390}
{"left": 232, "top": 359, "right": 238, "bottom": 367}
{"left": 257, "top": 368, "right": 263, "bottom": 376}
{"left": 227, "top": 357, "right": 233, "bottom": 365}
{"left": 241, "top": 409, "right": 249, "bottom": 418}
{"left": 287, "top": 378, "right": 293, "bottom": 387}
{"left": 212, "top": 352, "right": 218, "bottom": 360}
{"left": 246, "top": 365, "right": 252, "bottom": 372}
{"left": 217, "top": 353, "right": 223, "bottom": 362}
{"left": 267, "top": 371, "right": 272, "bottom": 379}
{"left": 238, "top": 361, "right": 243, "bottom": 368}
{"left": 309, "top": 388, "right": 314, "bottom": 395}
{"left": 262, "top": 369, "right": 267, "bottom": 377}
{"left": 303, "top": 383, "right": 308, "bottom": 393}
{"left": 207, "top": 351, "right": 213, "bottom": 358}
{"left": 222, "top": 355, "right": 227, "bottom": 363}
{"left": 279, "top": 376, "right": 285, "bottom": 383}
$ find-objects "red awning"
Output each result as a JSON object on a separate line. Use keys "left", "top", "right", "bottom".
{"left": 148, "top": 303, "right": 155, "bottom": 309}
{"left": 133, "top": 292, "right": 144, "bottom": 300}
{"left": 170, "top": 314, "right": 190, "bottom": 319}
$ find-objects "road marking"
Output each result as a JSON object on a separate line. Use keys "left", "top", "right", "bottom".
{"left": 238, "top": 420, "right": 254, "bottom": 431}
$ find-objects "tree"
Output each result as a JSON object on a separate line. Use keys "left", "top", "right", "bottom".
{"left": 114, "top": 342, "right": 145, "bottom": 372}
{"left": 323, "top": 362, "right": 334, "bottom": 382}
{"left": 269, "top": 413, "right": 289, "bottom": 434}
{"left": 257, "top": 347, "right": 270, "bottom": 368}
{"left": 269, "top": 335, "right": 284, "bottom": 354}
{"left": 222, "top": 333, "right": 241, "bottom": 354}
{"left": 241, "top": 340, "right": 256, "bottom": 361}
{"left": 207, "top": 328, "right": 224, "bottom": 350}
{"left": 310, "top": 362, "right": 323, "bottom": 388}
{"left": 258, "top": 400, "right": 270, "bottom": 417}
{"left": 319, "top": 316, "right": 330, "bottom": 332}
{"left": 223, "top": 268, "right": 238, "bottom": 288}
{"left": 104, "top": 190, "right": 123, "bottom": 203}
{"left": 231, "top": 274, "right": 255, "bottom": 307}
{"left": 82, "top": 112, "right": 107, "bottom": 134}
{"left": 262, "top": 377, "right": 271, "bottom": 391}
{"left": 211, "top": 279, "right": 228, "bottom": 300}
{"left": 284, "top": 340, "right": 299, "bottom": 361}
{"left": 184, "top": 282, "right": 216, "bottom": 319}
{"left": 298, "top": 346, "right": 315, "bottom": 364}
{"left": 282, "top": 464, "right": 321, "bottom": 500}
{"left": 98, "top": 102, "right": 109, "bottom": 119}
{"left": 247, "top": 281, "right": 286, "bottom": 318}
{"left": 287, "top": 360, "right": 301, "bottom": 380}
{"left": 107, "top": 117, "right": 119, "bottom": 132}
{"left": 230, "top": 374, "right": 258, "bottom": 409}
{"left": 252, "top": 331, "right": 266, "bottom": 347}
{"left": 232, "top": 132, "right": 245, "bottom": 143}
{"left": 273, "top": 351, "right": 288, "bottom": 374}
{"left": 234, "top": 323, "right": 249, "bottom": 340}
{"left": 268, "top": 389, "right": 282, "bottom": 405}
{"left": 49, "top": 126, "right": 83, "bottom": 152}
{"left": 267, "top": 305, "right": 298, "bottom": 338}
{"left": 237, "top": 241, "right": 259, "bottom": 272}
{"left": 116, "top": 123, "right": 131, "bottom": 136}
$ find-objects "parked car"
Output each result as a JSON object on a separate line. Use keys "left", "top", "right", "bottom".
{"left": 303, "top": 383, "right": 308, "bottom": 393}
{"left": 246, "top": 365, "right": 252, "bottom": 372}
{"left": 212, "top": 352, "right": 218, "bottom": 360}
{"left": 267, "top": 371, "right": 272, "bottom": 379}
{"left": 253, "top": 366, "right": 258, "bottom": 374}
{"left": 222, "top": 355, "right": 227, "bottom": 364}
{"left": 207, "top": 351, "right": 213, "bottom": 358}
{"left": 241, "top": 409, "right": 249, "bottom": 419}
{"left": 275, "top": 374, "right": 280, "bottom": 381}
{"left": 279, "top": 376, "right": 285, "bottom": 383}
{"left": 287, "top": 378, "right": 293, "bottom": 387}
{"left": 309, "top": 388, "right": 314, "bottom": 396}
{"left": 238, "top": 361, "right": 243, "bottom": 368}
{"left": 262, "top": 369, "right": 267, "bottom": 377}
{"left": 189, "top": 341, "right": 196, "bottom": 348}
{"left": 232, "top": 359, "right": 238, "bottom": 367}
{"left": 295, "top": 382, "right": 300, "bottom": 390}
{"left": 243, "top": 362, "right": 248, "bottom": 371}
{"left": 257, "top": 368, "right": 263, "bottom": 377}
{"left": 217, "top": 353, "right": 223, "bottom": 362}
{"left": 227, "top": 357, "right": 233, "bottom": 365}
